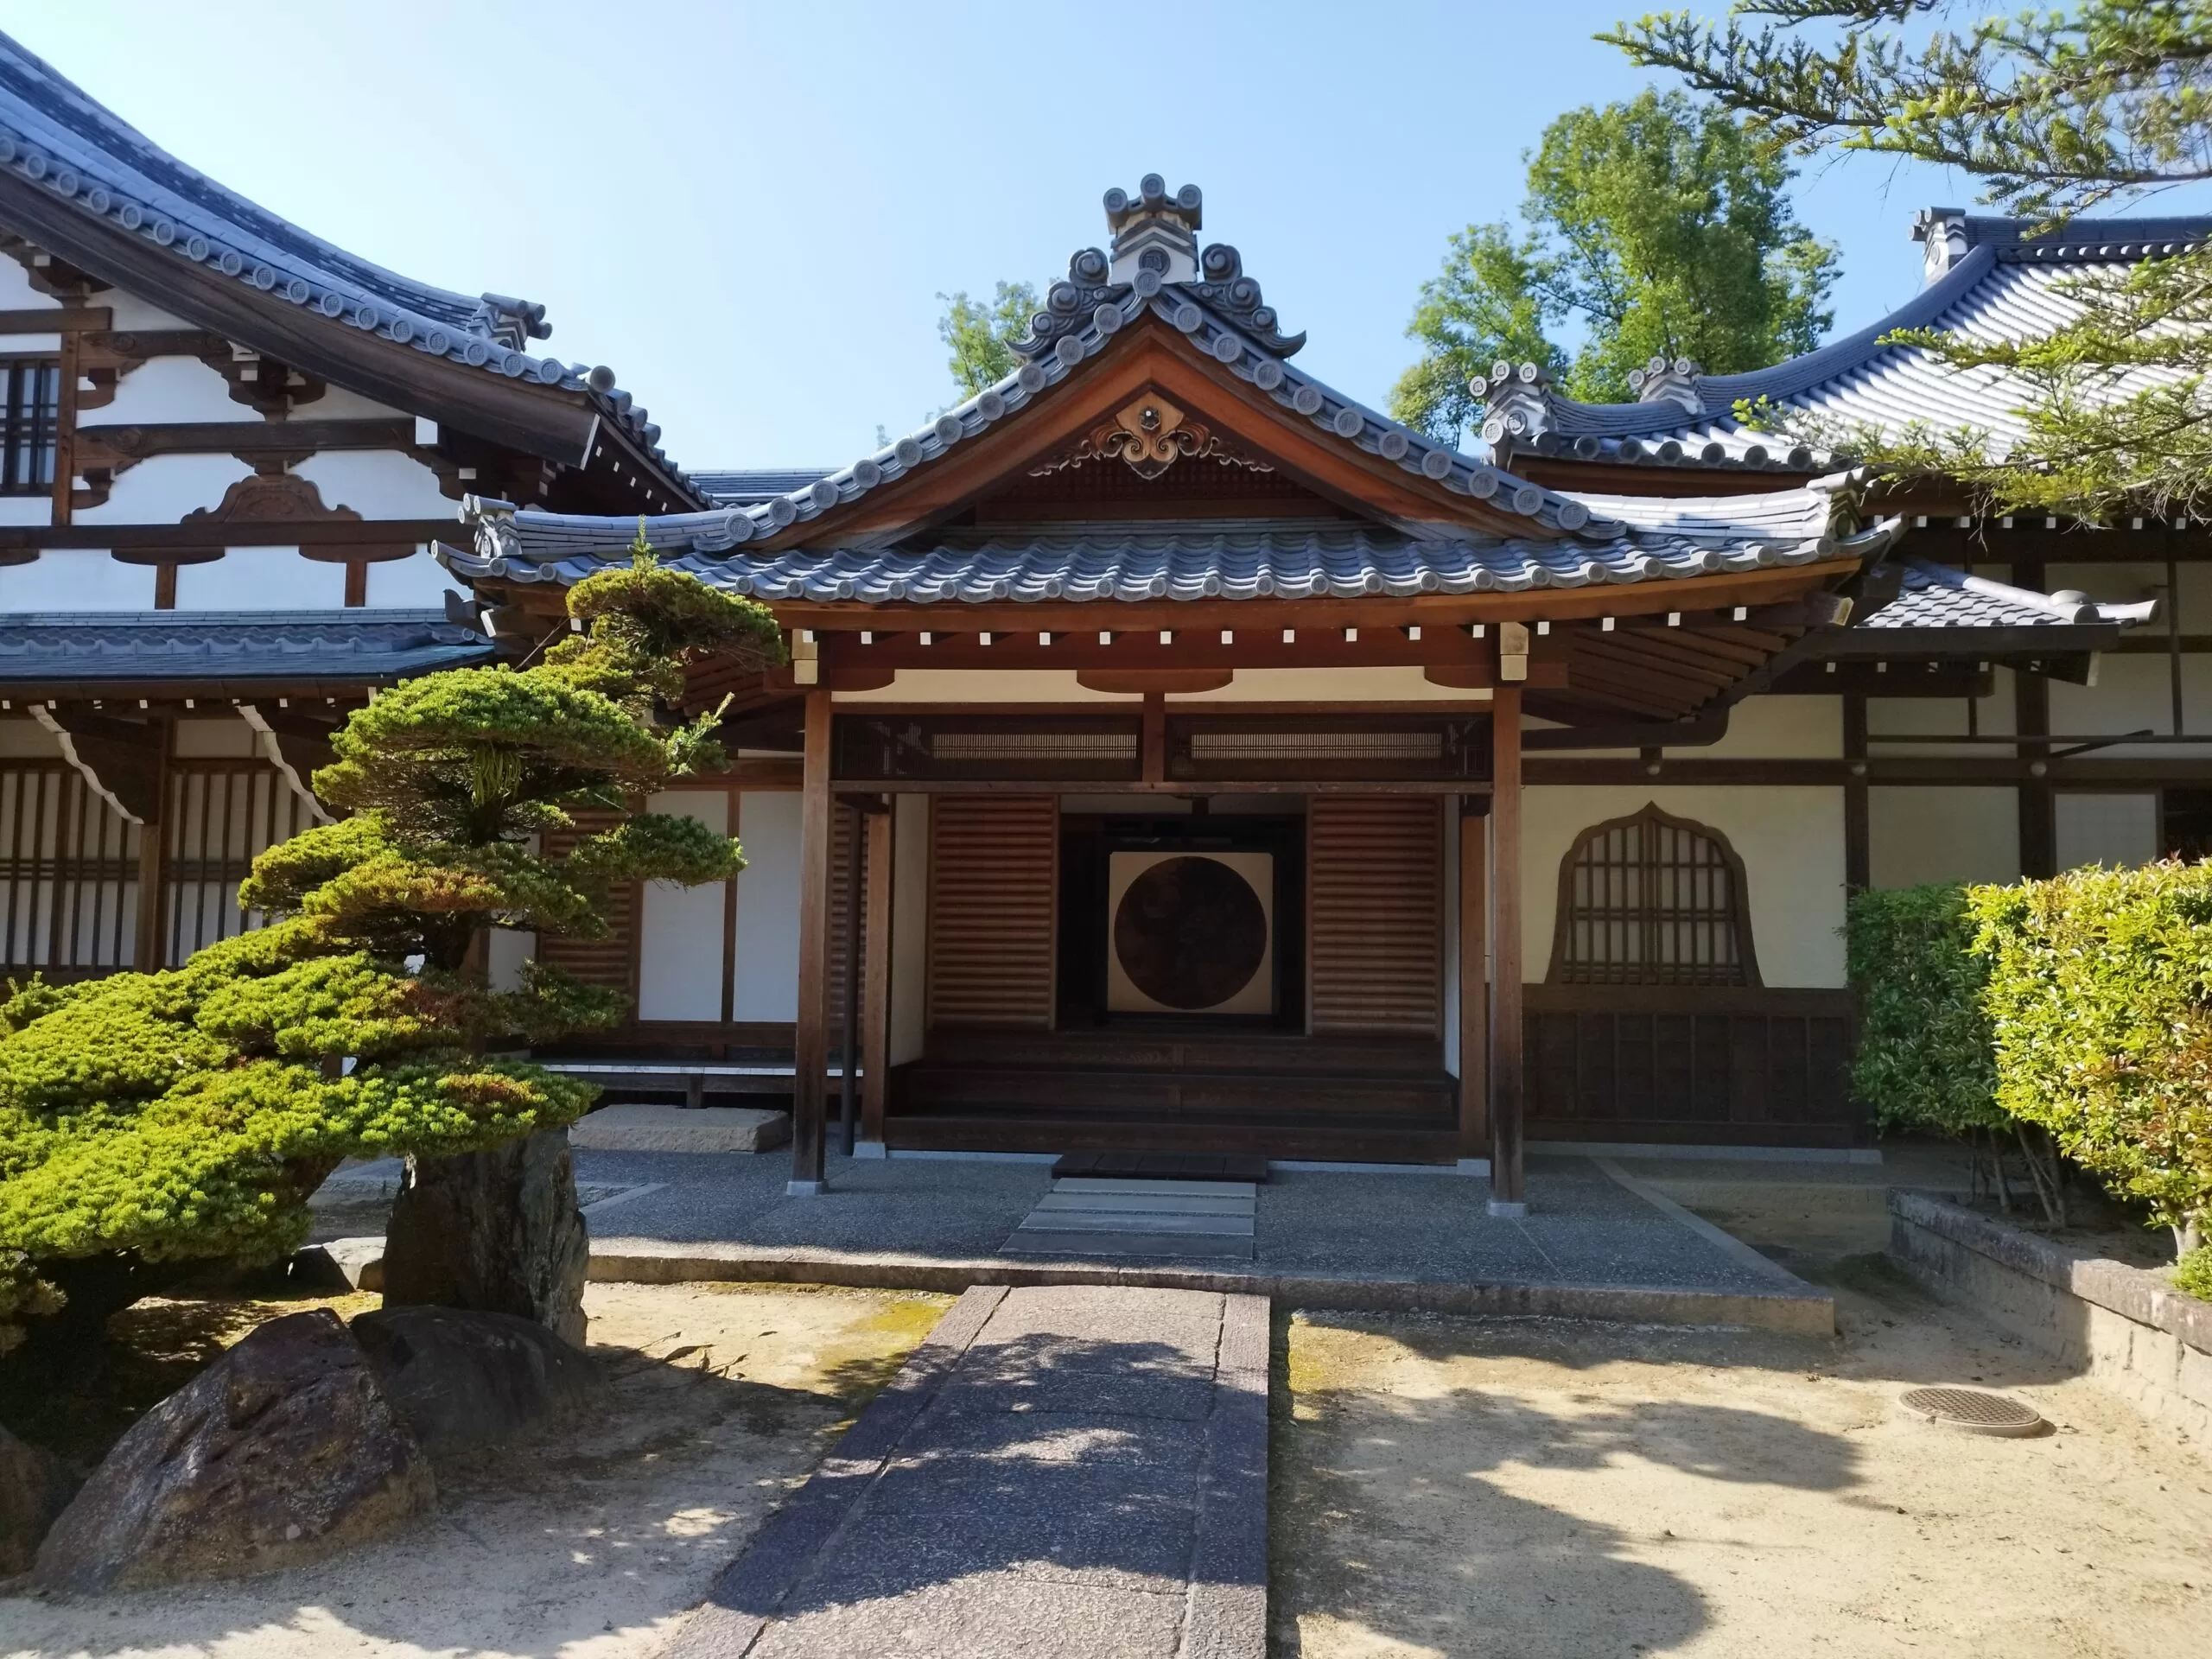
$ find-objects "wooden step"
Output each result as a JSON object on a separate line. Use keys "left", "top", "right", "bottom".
{"left": 1052, "top": 1151, "right": 1272, "bottom": 1181}
{"left": 888, "top": 1114, "right": 1460, "bottom": 1164}
{"left": 901, "top": 1065, "right": 1453, "bottom": 1120}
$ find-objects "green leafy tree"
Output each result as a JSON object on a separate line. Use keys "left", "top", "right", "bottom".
{"left": 1391, "top": 91, "right": 1837, "bottom": 439}
{"left": 938, "top": 281, "right": 1041, "bottom": 397}
{"left": 0, "top": 530, "right": 783, "bottom": 1357}
{"left": 1969, "top": 861, "right": 2212, "bottom": 1264}
{"left": 1606, "top": 1, "right": 2212, "bottom": 518}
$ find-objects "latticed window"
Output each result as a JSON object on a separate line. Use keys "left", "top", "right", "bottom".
{"left": 1549, "top": 804, "right": 1758, "bottom": 987}
{"left": 1, "top": 359, "right": 60, "bottom": 495}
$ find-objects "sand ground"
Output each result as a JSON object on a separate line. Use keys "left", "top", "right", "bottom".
{"left": 1273, "top": 1263, "right": 2212, "bottom": 1658}
{"left": 0, "top": 1282, "right": 950, "bottom": 1659}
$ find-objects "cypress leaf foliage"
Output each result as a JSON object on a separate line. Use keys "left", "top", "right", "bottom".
{"left": 0, "top": 530, "right": 783, "bottom": 1355}
{"left": 1606, "top": 1, "right": 2212, "bottom": 518}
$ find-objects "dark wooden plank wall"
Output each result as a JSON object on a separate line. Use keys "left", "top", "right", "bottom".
{"left": 1523, "top": 984, "right": 1859, "bottom": 1144}
{"left": 1307, "top": 794, "right": 1444, "bottom": 1036}
{"left": 537, "top": 808, "right": 636, "bottom": 999}
{"left": 926, "top": 793, "right": 1058, "bottom": 1028}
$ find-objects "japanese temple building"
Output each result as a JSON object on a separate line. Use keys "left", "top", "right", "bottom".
{"left": 0, "top": 29, "right": 2203, "bottom": 1202}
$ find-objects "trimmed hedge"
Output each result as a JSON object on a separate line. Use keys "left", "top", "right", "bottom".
{"left": 1845, "top": 884, "right": 2005, "bottom": 1136}
{"left": 1969, "top": 861, "right": 2212, "bottom": 1249}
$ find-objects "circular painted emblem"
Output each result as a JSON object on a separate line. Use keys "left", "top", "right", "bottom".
{"left": 1113, "top": 855, "right": 1267, "bottom": 1010}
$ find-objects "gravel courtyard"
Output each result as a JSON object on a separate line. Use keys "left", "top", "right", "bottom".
{"left": 1273, "top": 1265, "right": 2212, "bottom": 1658}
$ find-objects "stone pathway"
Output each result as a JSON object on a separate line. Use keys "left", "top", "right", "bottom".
{"left": 669, "top": 1285, "right": 1268, "bottom": 1659}
{"left": 1002, "top": 1178, "right": 1258, "bottom": 1259}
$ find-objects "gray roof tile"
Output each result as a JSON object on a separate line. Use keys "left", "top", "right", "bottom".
{"left": 0, "top": 609, "right": 494, "bottom": 682}
{"left": 1866, "top": 560, "right": 2159, "bottom": 630}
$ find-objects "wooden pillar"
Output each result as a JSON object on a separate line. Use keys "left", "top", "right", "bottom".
{"left": 131, "top": 717, "right": 170, "bottom": 971}
{"left": 860, "top": 802, "right": 894, "bottom": 1146}
{"left": 1842, "top": 692, "right": 1870, "bottom": 893}
{"left": 49, "top": 329, "right": 79, "bottom": 528}
{"left": 789, "top": 690, "right": 833, "bottom": 1194}
{"left": 2012, "top": 560, "right": 2056, "bottom": 879}
{"left": 1487, "top": 685, "right": 1526, "bottom": 1213}
{"left": 836, "top": 800, "right": 862, "bottom": 1157}
{"left": 1457, "top": 799, "right": 1489, "bottom": 1160}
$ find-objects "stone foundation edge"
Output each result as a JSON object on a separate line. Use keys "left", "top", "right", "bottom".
{"left": 1887, "top": 1189, "right": 2212, "bottom": 1444}
{"left": 585, "top": 1241, "right": 1835, "bottom": 1336}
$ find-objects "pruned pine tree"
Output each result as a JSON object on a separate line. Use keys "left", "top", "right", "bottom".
{"left": 1606, "top": 0, "right": 2212, "bottom": 518}
{"left": 0, "top": 528, "right": 782, "bottom": 1359}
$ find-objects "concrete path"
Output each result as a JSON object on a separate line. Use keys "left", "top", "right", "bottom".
{"left": 669, "top": 1285, "right": 1268, "bottom": 1659}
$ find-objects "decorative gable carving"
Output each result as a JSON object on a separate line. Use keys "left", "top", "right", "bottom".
{"left": 182, "top": 472, "right": 359, "bottom": 524}
{"left": 1028, "top": 392, "right": 1274, "bottom": 480}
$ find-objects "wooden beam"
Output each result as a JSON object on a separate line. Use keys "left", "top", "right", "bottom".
{"left": 50, "top": 325, "right": 79, "bottom": 527}
{"left": 1843, "top": 693, "right": 1870, "bottom": 892}
{"left": 860, "top": 804, "right": 894, "bottom": 1146}
{"left": 2014, "top": 568, "right": 2056, "bottom": 880}
{"left": 0, "top": 306, "right": 111, "bottom": 334}
{"left": 0, "top": 518, "right": 459, "bottom": 551}
{"left": 75, "top": 417, "right": 415, "bottom": 459}
{"left": 1458, "top": 801, "right": 1488, "bottom": 1161}
{"left": 1488, "top": 683, "right": 1525, "bottom": 1212}
{"left": 789, "top": 690, "right": 834, "bottom": 1192}
{"left": 132, "top": 717, "right": 170, "bottom": 971}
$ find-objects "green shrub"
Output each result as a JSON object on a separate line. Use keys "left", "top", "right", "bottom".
{"left": 0, "top": 531, "right": 784, "bottom": 1353}
{"left": 1969, "top": 861, "right": 2212, "bottom": 1249}
{"left": 2177, "top": 1245, "right": 2212, "bottom": 1302}
{"left": 1845, "top": 884, "right": 2005, "bottom": 1136}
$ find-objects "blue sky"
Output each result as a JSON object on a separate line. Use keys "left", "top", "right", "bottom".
{"left": 7, "top": 2, "right": 2028, "bottom": 474}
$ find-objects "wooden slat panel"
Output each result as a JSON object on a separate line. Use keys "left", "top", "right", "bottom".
{"left": 926, "top": 794, "right": 1056, "bottom": 1029}
{"left": 539, "top": 809, "right": 635, "bottom": 997}
{"left": 0, "top": 764, "right": 141, "bottom": 972}
{"left": 1308, "top": 794, "right": 1443, "bottom": 1036}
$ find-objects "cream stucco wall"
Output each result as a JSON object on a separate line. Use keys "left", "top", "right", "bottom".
{"left": 1868, "top": 787, "right": 2021, "bottom": 888}
{"left": 636, "top": 791, "right": 730, "bottom": 1022}
{"left": 1522, "top": 785, "right": 1847, "bottom": 988}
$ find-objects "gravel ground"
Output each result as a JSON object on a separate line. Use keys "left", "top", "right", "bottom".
{"left": 1273, "top": 1267, "right": 2212, "bottom": 1657}
{"left": 0, "top": 1283, "right": 950, "bottom": 1659}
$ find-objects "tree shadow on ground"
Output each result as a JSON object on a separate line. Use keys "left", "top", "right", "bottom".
{"left": 0, "top": 1295, "right": 920, "bottom": 1659}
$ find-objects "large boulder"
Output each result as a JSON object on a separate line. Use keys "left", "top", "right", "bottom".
{"left": 31, "top": 1309, "right": 434, "bottom": 1592}
{"left": 350, "top": 1305, "right": 605, "bottom": 1452}
{"left": 380, "top": 1128, "right": 588, "bottom": 1345}
{"left": 0, "top": 1422, "right": 78, "bottom": 1578}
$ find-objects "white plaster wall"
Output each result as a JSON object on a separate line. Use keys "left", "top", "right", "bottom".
{"left": 302, "top": 386, "right": 410, "bottom": 421}
{"left": 731, "top": 791, "right": 802, "bottom": 1023}
{"left": 0, "top": 550, "right": 156, "bottom": 610}
{"left": 174, "top": 548, "right": 346, "bottom": 611}
{"left": 2055, "top": 791, "right": 2160, "bottom": 870}
{"left": 2050, "top": 653, "right": 2212, "bottom": 758}
{"left": 0, "top": 264, "right": 57, "bottom": 310}
{"left": 366, "top": 551, "right": 457, "bottom": 609}
{"left": 486, "top": 927, "right": 535, "bottom": 994}
{"left": 78, "top": 453, "right": 252, "bottom": 525}
{"left": 0, "top": 719, "right": 61, "bottom": 758}
{"left": 101, "top": 291, "right": 192, "bottom": 331}
{"left": 1699, "top": 695, "right": 1842, "bottom": 759}
{"left": 835, "top": 671, "right": 1135, "bottom": 705}
{"left": 2045, "top": 562, "right": 2193, "bottom": 626}
{"left": 173, "top": 718, "right": 257, "bottom": 758}
{"left": 87, "top": 353, "right": 238, "bottom": 429}
{"left": 636, "top": 791, "right": 728, "bottom": 1022}
{"left": 1868, "top": 787, "right": 2021, "bottom": 888}
{"left": 889, "top": 791, "right": 929, "bottom": 1065}
{"left": 1172, "top": 668, "right": 1493, "bottom": 703}
{"left": 1522, "top": 785, "right": 1847, "bottom": 988}
{"left": 1869, "top": 666, "right": 2018, "bottom": 759}
{"left": 0, "top": 498, "right": 54, "bottom": 526}
{"left": 293, "top": 450, "right": 450, "bottom": 518}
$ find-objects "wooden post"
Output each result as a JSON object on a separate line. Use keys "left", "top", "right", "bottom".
{"left": 789, "top": 690, "right": 833, "bottom": 1194}
{"left": 1457, "top": 799, "right": 1489, "bottom": 1161}
{"left": 860, "top": 802, "right": 894, "bottom": 1147}
{"left": 1842, "top": 692, "right": 1870, "bottom": 892}
{"left": 131, "top": 717, "right": 170, "bottom": 971}
{"left": 49, "top": 329, "right": 79, "bottom": 528}
{"left": 2013, "top": 560, "right": 2056, "bottom": 879}
{"left": 1488, "top": 685, "right": 1526, "bottom": 1214}
{"left": 837, "top": 799, "right": 862, "bottom": 1157}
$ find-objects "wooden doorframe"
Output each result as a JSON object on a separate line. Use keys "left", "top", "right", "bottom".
{"left": 1487, "top": 686, "right": 1526, "bottom": 1210}
{"left": 789, "top": 690, "right": 834, "bottom": 1193}
{"left": 1457, "top": 799, "right": 1488, "bottom": 1160}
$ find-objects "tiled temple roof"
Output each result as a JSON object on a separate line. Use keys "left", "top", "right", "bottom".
{"left": 691, "top": 469, "right": 839, "bottom": 506}
{"left": 1483, "top": 209, "right": 2212, "bottom": 472}
{"left": 1865, "top": 560, "right": 2158, "bottom": 631}
{"left": 0, "top": 610, "right": 494, "bottom": 683}
{"left": 0, "top": 31, "right": 695, "bottom": 496}
{"left": 446, "top": 487, "right": 1899, "bottom": 603}
{"left": 535, "top": 178, "right": 1668, "bottom": 552}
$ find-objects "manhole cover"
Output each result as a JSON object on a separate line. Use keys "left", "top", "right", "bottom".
{"left": 1898, "top": 1386, "right": 2046, "bottom": 1437}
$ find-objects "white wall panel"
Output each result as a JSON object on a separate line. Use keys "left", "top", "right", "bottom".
{"left": 636, "top": 791, "right": 728, "bottom": 1022}
{"left": 102, "top": 291, "right": 191, "bottom": 331}
{"left": 365, "top": 550, "right": 456, "bottom": 608}
{"left": 173, "top": 719, "right": 257, "bottom": 758}
{"left": 486, "top": 927, "right": 536, "bottom": 993}
{"left": 731, "top": 791, "right": 802, "bottom": 1023}
{"left": 86, "top": 354, "right": 238, "bottom": 429}
{"left": 173, "top": 548, "right": 345, "bottom": 611}
{"left": 302, "top": 386, "right": 410, "bottom": 421}
{"left": 78, "top": 453, "right": 251, "bottom": 524}
{"left": 0, "top": 263, "right": 54, "bottom": 309}
{"left": 1699, "top": 695, "right": 1842, "bottom": 759}
{"left": 2055, "top": 792, "right": 2159, "bottom": 871}
{"left": 0, "top": 498, "right": 54, "bottom": 526}
{"left": 1868, "top": 787, "right": 2021, "bottom": 889}
{"left": 2050, "top": 653, "right": 2212, "bottom": 758}
{"left": 293, "top": 450, "right": 449, "bottom": 518}
{"left": 0, "top": 550, "right": 156, "bottom": 610}
{"left": 1522, "top": 785, "right": 1847, "bottom": 987}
